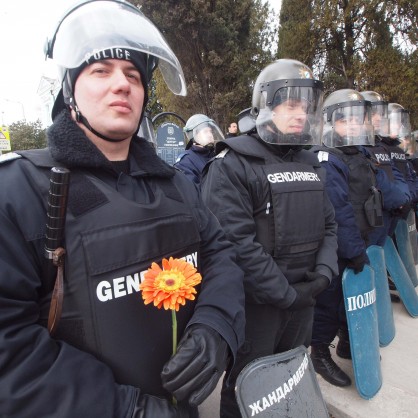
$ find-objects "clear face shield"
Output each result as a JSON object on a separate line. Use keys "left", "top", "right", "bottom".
{"left": 256, "top": 79, "right": 324, "bottom": 145}
{"left": 399, "top": 134, "right": 416, "bottom": 155}
{"left": 389, "top": 110, "right": 411, "bottom": 140}
{"left": 46, "top": 0, "right": 186, "bottom": 96}
{"left": 192, "top": 121, "right": 224, "bottom": 147}
{"left": 370, "top": 103, "right": 389, "bottom": 136}
{"left": 323, "top": 102, "right": 374, "bottom": 147}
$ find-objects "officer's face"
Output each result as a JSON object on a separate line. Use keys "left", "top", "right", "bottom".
{"left": 74, "top": 59, "right": 145, "bottom": 141}
{"left": 195, "top": 127, "right": 214, "bottom": 146}
{"left": 334, "top": 116, "right": 362, "bottom": 137}
{"left": 371, "top": 113, "right": 382, "bottom": 131}
{"left": 271, "top": 99, "right": 308, "bottom": 134}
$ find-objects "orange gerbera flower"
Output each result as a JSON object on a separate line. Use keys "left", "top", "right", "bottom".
{"left": 140, "top": 257, "right": 202, "bottom": 311}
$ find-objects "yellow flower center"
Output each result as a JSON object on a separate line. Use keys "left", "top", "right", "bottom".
{"left": 156, "top": 271, "right": 185, "bottom": 292}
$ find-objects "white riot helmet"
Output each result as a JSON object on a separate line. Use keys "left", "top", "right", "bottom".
{"left": 360, "top": 91, "right": 389, "bottom": 136}
{"left": 183, "top": 114, "right": 224, "bottom": 149}
{"left": 252, "top": 59, "right": 324, "bottom": 145}
{"left": 388, "top": 103, "right": 411, "bottom": 141}
{"left": 45, "top": 0, "right": 186, "bottom": 140}
{"left": 322, "top": 89, "right": 374, "bottom": 147}
{"left": 237, "top": 108, "right": 256, "bottom": 134}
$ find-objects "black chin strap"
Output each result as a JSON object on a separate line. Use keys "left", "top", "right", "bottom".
{"left": 72, "top": 97, "right": 143, "bottom": 143}
{"left": 74, "top": 106, "right": 128, "bottom": 143}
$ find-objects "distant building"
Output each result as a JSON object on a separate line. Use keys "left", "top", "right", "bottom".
{"left": 37, "top": 76, "right": 60, "bottom": 127}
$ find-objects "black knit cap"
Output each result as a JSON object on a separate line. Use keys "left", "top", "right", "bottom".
{"left": 52, "top": 48, "right": 149, "bottom": 120}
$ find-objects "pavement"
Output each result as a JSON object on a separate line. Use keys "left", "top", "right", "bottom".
{"left": 198, "top": 289, "right": 418, "bottom": 418}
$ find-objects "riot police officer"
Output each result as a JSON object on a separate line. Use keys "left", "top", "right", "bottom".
{"left": 310, "top": 89, "right": 384, "bottom": 387}
{"left": 0, "top": 1, "right": 245, "bottom": 417}
{"left": 201, "top": 58, "right": 338, "bottom": 417}
{"left": 381, "top": 103, "right": 418, "bottom": 235}
{"left": 359, "top": 92, "right": 410, "bottom": 247}
{"left": 174, "top": 114, "right": 224, "bottom": 187}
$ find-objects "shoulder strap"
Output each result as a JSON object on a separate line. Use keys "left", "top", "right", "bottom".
{"left": 216, "top": 135, "right": 269, "bottom": 160}
{"left": 17, "top": 148, "right": 62, "bottom": 168}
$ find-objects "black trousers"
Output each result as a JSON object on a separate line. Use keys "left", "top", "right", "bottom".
{"left": 311, "top": 259, "right": 348, "bottom": 346}
{"left": 220, "top": 303, "right": 314, "bottom": 418}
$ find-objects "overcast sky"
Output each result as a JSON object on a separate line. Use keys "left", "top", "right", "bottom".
{"left": 0, "top": 0, "right": 281, "bottom": 125}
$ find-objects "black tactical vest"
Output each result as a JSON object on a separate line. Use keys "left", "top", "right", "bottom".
{"left": 380, "top": 138, "right": 409, "bottom": 179}
{"left": 323, "top": 147, "right": 382, "bottom": 235}
{"left": 221, "top": 137, "right": 326, "bottom": 283}
{"left": 19, "top": 150, "right": 201, "bottom": 397}
{"left": 365, "top": 141, "right": 394, "bottom": 181}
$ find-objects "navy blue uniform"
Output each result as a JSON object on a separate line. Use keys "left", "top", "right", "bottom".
{"left": 361, "top": 139, "right": 410, "bottom": 245}
{"left": 311, "top": 146, "right": 378, "bottom": 345}
{"left": 174, "top": 145, "right": 214, "bottom": 187}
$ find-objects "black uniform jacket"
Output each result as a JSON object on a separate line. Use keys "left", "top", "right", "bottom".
{"left": 0, "top": 110, "right": 245, "bottom": 417}
{"left": 201, "top": 134, "right": 338, "bottom": 308}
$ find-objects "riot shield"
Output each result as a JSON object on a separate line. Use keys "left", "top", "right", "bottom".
{"left": 383, "top": 236, "right": 418, "bottom": 317}
{"left": 342, "top": 264, "right": 382, "bottom": 399}
{"left": 395, "top": 216, "right": 418, "bottom": 287}
{"left": 407, "top": 210, "right": 418, "bottom": 265}
{"left": 366, "top": 245, "right": 396, "bottom": 346}
{"left": 235, "top": 346, "right": 328, "bottom": 418}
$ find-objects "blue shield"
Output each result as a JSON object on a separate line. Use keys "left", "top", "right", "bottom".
{"left": 235, "top": 346, "right": 328, "bottom": 418}
{"left": 395, "top": 217, "right": 418, "bottom": 287}
{"left": 383, "top": 237, "right": 418, "bottom": 317}
{"left": 342, "top": 264, "right": 382, "bottom": 399}
{"left": 366, "top": 245, "right": 395, "bottom": 346}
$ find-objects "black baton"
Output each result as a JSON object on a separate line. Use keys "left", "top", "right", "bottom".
{"left": 45, "top": 167, "right": 70, "bottom": 259}
{"left": 44, "top": 167, "right": 70, "bottom": 334}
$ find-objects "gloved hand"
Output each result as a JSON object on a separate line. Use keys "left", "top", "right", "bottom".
{"left": 288, "top": 280, "right": 325, "bottom": 311}
{"left": 346, "top": 252, "right": 368, "bottom": 274}
{"left": 304, "top": 271, "right": 330, "bottom": 296}
{"left": 161, "top": 324, "right": 229, "bottom": 407}
{"left": 399, "top": 202, "right": 412, "bottom": 219}
{"left": 391, "top": 201, "right": 412, "bottom": 219}
{"left": 132, "top": 392, "right": 189, "bottom": 418}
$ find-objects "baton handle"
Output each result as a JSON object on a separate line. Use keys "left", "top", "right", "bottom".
{"left": 44, "top": 167, "right": 70, "bottom": 259}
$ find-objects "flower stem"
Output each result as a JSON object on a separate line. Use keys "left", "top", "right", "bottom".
{"left": 172, "top": 310, "right": 178, "bottom": 406}
{"left": 172, "top": 310, "right": 177, "bottom": 355}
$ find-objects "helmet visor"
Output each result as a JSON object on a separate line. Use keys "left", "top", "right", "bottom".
{"left": 48, "top": 0, "right": 186, "bottom": 95}
{"left": 370, "top": 103, "right": 389, "bottom": 136}
{"left": 399, "top": 135, "right": 416, "bottom": 155}
{"left": 192, "top": 121, "right": 224, "bottom": 146}
{"left": 323, "top": 104, "right": 374, "bottom": 147}
{"left": 389, "top": 110, "right": 411, "bottom": 139}
{"left": 256, "top": 80, "right": 324, "bottom": 145}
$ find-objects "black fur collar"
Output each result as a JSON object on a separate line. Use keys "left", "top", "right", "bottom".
{"left": 47, "top": 109, "right": 175, "bottom": 178}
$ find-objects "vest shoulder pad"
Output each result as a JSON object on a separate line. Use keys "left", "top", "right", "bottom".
{"left": 0, "top": 152, "right": 22, "bottom": 165}
{"left": 296, "top": 148, "right": 325, "bottom": 167}
{"left": 17, "top": 149, "right": 60, "bottom": 168}
{"left": 216, "top": 135, "right": 267, "bottom": 159}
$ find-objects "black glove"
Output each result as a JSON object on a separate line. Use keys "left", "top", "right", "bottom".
{"left": 132, "top": 392, "right": 189, "bottom": 418}
{"left": 161, "top": 324, "right": 229, "bottom": 407}
{"left": 288, "top": 280, "right": 324, "bottom": 311}
{"left": 391, "top": 201, "right": 412, "bottom": 219}
{"left": 346, "top": 252, "right": 368, "bottom": 274}
{"left": 304, "top": 271, "right": 330, "bottom": 296}
{"left": 400, "top": 202, "right": 412, "bottom": 219}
